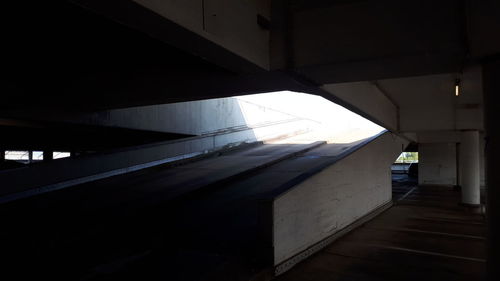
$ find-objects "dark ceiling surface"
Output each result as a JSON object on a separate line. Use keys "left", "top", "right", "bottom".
{"left": 1, "top": 0, "right": 499, "bottom": 113}
{"left": 0, "top": 120, "right": 192, "bottom": 152}
{"left": 1, "top": 1, "right": 246, "bottom": 111}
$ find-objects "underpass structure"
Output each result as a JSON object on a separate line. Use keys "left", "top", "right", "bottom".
{"left": 2, "top": 130, "right": 406, "bottom": 280}
{"left": 1, "top": 1, "right": 499, "bottom": 280}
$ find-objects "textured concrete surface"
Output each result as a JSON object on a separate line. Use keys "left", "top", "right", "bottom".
{"left": 272, "top": 132, "right": 407, "bottom": 265}
{"left": 276, "top": 180, "right": 486, "bottom": 281}
{"left": 0, "top": 141, "right": 330, "bottom": 280}
{"left": 419, "top": 142, "right": 458, "bottom": 186}
{"left": 1, "top": 135, "right": 486, "bottom": 281}
{"left": 0, "top": 134, "right": 388, "bottom": 281}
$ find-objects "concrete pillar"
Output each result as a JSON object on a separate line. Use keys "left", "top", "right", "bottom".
{"left": 483, "top": 59, "right": 500, "bottom": 281}
{"left": 455, "top": 143, "right": 461, "bottom": 188}
{"left": 459, "top": 130, "right": 481, "bottom": 206}
{"left": 43, "top": 150, "right": 53, "bottom": 162}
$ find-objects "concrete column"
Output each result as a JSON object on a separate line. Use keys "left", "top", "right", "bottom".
{"left": 43, "top": 150, "right": 53, "bottom": 162}
{"left": 483, "top": 59, "right": 500, "bottom": 281}
{"left": 455, "top": 143, "right": 461, "bottom": 188}
{"left": 459, "top": 130, "right": 481, "bottom": 206}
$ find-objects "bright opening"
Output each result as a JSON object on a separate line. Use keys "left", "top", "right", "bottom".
{"left": 395, "top": 152, "right": 419, "bottom": 163}
{"left": 5, "top": 150, "right": 30, "bottom": 161}
{"left": 33, "top": 151, "right": 44, "bottom": 161}
{"left": 53, "top": 152, "right": 71, "bottom": 159}
{"left": 234, "top": 91, "right": 385, "bottom": 144}
{"left": 392, "top": 152, "right": 418, "bottom": 175}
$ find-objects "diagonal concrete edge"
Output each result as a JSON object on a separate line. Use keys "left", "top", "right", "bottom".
{"left": 176, "top": 141, "right": 327, "bottom": 202}
{"left": 262, "top": 130, "right": 388, "bottom": 200}
{"left": 0, "top": 141, "right": 325, "bottom": 205}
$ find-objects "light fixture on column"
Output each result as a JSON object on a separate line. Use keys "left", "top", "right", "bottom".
{"left": 455, "top": 78, "right": 460, "bottom": 96}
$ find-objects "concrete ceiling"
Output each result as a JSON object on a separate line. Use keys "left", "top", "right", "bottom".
{"left": 0, "top": 0, "right": 497, "bottom": 137}
{"left": 377, "top": 74, "right": 458, "bottom": 108}
{"left": 321, "top": 67, "right": 484, "bottom": 134}
{"left": 374, "top": 70, "right": 483, "bottom": 133}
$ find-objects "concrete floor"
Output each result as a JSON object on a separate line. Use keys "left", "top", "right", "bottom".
{"left": 1, "top": 141, "right": 362, "bottom": 281}
{"left": 1, "top": 141, "right": 486, "bottom": 281}
{"left": 276, "top": 176, "right": 486, "bottom": 281}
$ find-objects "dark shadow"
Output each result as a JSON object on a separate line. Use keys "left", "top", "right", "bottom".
{"left": 0, "top": 133, "right": 383, "bottom": 281}
{"left": 392, "top": 149, "right": 418, "bottom": 201}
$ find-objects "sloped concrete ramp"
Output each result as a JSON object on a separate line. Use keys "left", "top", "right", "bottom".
{"left": 0, "top": 131, "right": 408, "bottom": 281}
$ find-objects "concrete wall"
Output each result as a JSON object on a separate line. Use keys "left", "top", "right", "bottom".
{"left": 272, "top": 133, "right": 407, "bottom": 265}
{"left": 0, "top": 96, "right": 320, "bottom": 200}
{"left": 417, "top": 131, "right": 485, "bottom": 187}
{"left": 380, "top": 74, "right": 457, "bottom": 132}
{"left": 456, "top": 66, "right": 484, "bottom": 131}
{"left": 132, "top": 0, "right": 270, "bottom": 69}
{"left": 37, "top": 97, "right": 299, "bottom": 136}
{"left": 418, "top": 143, "right": 457, "bottom": 186}
{"left": 0, "top": 118, "right": 315, "bottom": 202}
{"left": 393, "top": 69, "right": 483, "bottom": 133}
{"left": 3, "top": 96, "right": 317, "bottom": 147}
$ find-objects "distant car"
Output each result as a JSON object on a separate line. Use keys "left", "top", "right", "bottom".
{"left": 408, "top": 162, "right": 418, "bottom": 178}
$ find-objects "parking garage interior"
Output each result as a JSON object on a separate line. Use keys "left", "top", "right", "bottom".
{"left": 1, "top": 1, "right": 499, "bottom": 280}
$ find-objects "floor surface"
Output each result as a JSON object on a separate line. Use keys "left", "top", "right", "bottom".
{"left": 276, "top": 176, "right": 486, "bottom": 281}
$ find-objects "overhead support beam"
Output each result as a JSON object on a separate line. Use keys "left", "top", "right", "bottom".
{"left": 416, "top": 131, "right": 460, "bottom": 144}
{"left": 2, "top": 70, "right": 320, "bottom": 111}
{"left": 321, "top": 81, "right": 399, "bottom": 131}
{"left": 284, "top": 0, "right": 466, "bottom": 84}
{"left": 371, "top": 80, "right": 400, "bottom": 130}
{"left": 467, "top": 0, "right": 500, "bottom": 59}
{"left": 70, "top": 0, "right": 270, "bottom": 73}
{"left": 293, "top": 53, "right": 463, "bottom": 85}
{"left": 3, "top": 0, "right": 269, "bottom": 110}
{"left": 43, "top": 150, "right": 53, "bottom": 162}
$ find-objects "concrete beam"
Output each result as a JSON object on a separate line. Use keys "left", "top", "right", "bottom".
{"left": 286, "top": 0, "right": 465, "bottom": 84}
{"left": 467, "top": 1, "right": 500, "bottom": 59}
{"left": 321, "top": 82, "right": 398, "bottom": 131}
{"left": 71, "top": 0, "right": 270, "bottom": 72}
{"left": 3, "top": 0, "right": 269, "bottom": 110}
{"left": 294, "top": 53, "right": 462, "bottom": 85}
{"left": 416, "top": 131, "right": 460, "bottom": 144}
